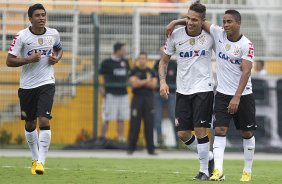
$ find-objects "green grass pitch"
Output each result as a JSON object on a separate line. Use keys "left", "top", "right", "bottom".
{"left": 0, "top": 157, "right": 281, "bottom": 184}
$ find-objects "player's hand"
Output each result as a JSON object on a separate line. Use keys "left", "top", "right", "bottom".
{"left": 165, "top": 20, "right": 176, "bottom": 38}
{"left": 48, "top": 52, "right": 58, "bottom": 65}
{"left": 160, "top": 80, "right": 169, "bottom": 99}
{"left": 27, "top": 49, "right": 41, "bottom": 63}
{"left": 227, "top": 96, "right": 240, "bottom": 114}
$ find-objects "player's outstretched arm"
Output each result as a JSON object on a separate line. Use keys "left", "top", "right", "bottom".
{"left": 227, "top": 59, "right": 252, "bottom": 114}
{"left": 159, "top": 54, "right": 171, "bottom": 99}
{"left": 6, "top": 50, "right": 40, "bottom": 67}
{"left": 165, "top": 18, "right": 186, "bottom": 38}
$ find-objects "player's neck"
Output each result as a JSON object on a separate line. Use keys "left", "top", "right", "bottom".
{"left": 185, "top": 26, "right": 201, "bottom": 37}
{"left": 227, "top": 32, "right": 242, "bottom": 42}
{"left": 30, "top": 26, "right": 46, "bottom": 35}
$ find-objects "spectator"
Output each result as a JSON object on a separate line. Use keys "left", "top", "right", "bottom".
{"left": 153, "top": 46, "right": 177, "bottom": 147}
{"left": 99, "top": 42, "right": 130, "bottom": 142}
{"left": 128, "top": 52, "right": 157, "bottom": 155}
{"left": 254, "top": 60, "right": 267, "bottom": 76}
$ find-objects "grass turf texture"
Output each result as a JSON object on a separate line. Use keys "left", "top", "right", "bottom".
{"left": 0, "top": 157, "right": 281, "bottom": 184}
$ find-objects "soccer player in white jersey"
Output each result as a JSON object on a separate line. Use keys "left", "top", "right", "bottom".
{"left": 6, "top": 4, "right": 63, "bottom": 175}
{"left": 159, "top": 2, "right": 215, "bottom": 180}
{"left": 166, "top": 8, "right": 256, "bottom": 182}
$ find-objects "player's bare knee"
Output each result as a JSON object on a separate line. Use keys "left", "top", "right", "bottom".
{"left": 194, "top": 127, "right": 207, "bottom": 138}
{"left": 215, "top": 127, "right": 228, "bottom": 136}
{"left": 38, "top": 117, "right": 50, "bottom": 128}
{"left": 177, "top": 131, "right": 192, "bottom": 142}
{"left": 241, "top": 131, "right": 253, "bottom": 139}
{"left": 25, "top": 120, "right": 36, "bottom": 131}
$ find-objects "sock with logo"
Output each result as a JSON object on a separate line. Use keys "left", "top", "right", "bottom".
{"left": 38, "top": 126, "right": 51, "bottom": 165}
{"left": 243, "top": 136, "right": 255, "bottom": 173}
{"left": 25, "top": 128, "right": 39, "bottom": 161}
{"left": 213, "top": 135, "right": 226, "bottom": 172}
{"left": 197, "top": 135, "right": 210, "bottom": 176}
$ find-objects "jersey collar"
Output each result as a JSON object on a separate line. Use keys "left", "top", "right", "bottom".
{"left": 227, "top": 34, "right": 243, "bottom": 42}
{"left": 185, "top": 26, "right": 202, "bottom": 37}
{"left": 29, "top": 26, "right": 46, "bottom": 35}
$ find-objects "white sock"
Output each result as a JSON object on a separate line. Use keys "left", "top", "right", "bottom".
{"left": 243, "top": 136, "right": 255, "bottom": 173}
{"left": 184, "top": 135, "right": 198, "bottom": 153}
{"left": 38, "top": 130, "right": 51, "bottom": 165}
{"left": 197, "top": 137, "right": 210, "bottom": 176}
{"left": 25, "top": 129, "right": 39, "bottom": 161}
{"left": 209, "top": 151, "right": 214, "bottom": 161}
{"left": 213, "top": 136, "right": 226, "bottom": 172}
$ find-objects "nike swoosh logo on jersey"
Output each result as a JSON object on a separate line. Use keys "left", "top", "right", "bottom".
{"left": 219, "top": 40, "right": 222, "bottom": 43}
{"left": 27, "top": 43, "right": 32, "bottom": 45}
{"left": 200, "top": 120, "right": 206, "bottom": 124}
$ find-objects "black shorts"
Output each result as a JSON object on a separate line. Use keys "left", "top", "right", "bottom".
{"left": 18, "top": 84, "right": 55, "bottom": 121}
{"left": 213, "top": 92, "right": 256, "bottom": 131}
{"left": 175, "top": 91, "right": 214, "bottom": 131}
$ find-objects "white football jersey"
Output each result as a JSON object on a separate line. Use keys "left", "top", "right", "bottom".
{"left": 164, "top": 27, "right": 214, "bottom": 95}
{"left": 210, "top": 24, "right": 254, "bottom": 96}
{"left": 9, "top": 27, "right": 62, "bottom": 89}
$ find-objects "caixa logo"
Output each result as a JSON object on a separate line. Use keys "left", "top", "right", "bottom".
{"left": 27, "top": 49, "right": 52, "bottom": 56}
{"left": 179, "top": 50, "right": 206, "bottom": 58}
{"left": 218, "top": 52, "right": 241, "bottom": 65}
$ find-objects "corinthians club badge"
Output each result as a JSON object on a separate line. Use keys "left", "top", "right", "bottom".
{"left": 38, "top": 38, "right": 43, "bottom": 45}
{"left": 189, "top": 38, "right": 195, "bottom": 46}
{"left": 225, "top": 44, "right": 231, "bottom": 51}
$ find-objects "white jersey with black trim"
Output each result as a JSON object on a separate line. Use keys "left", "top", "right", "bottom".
{"left": 8, "top": 27, "right": 62, "bottom": 89}
{"left": 164, "top": 26, "right": 214, "bottom": 95}
{"left": 210, "top": 24, "right": 254, "bottom": 96}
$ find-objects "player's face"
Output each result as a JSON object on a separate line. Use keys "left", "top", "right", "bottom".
{"left": 223, "top": 14, "right": 240, "bottom": 36}
{"left": 29, "top": 9, "right": 46, "bottom": 29}
{"left": 186, "top": 10, "right": 204, "bottom": 35}
{"left": 119, "top": 46, "right": 127, "bottom": 58}
{"left": 138, "top": 54, "right": 147, "bottom": 68}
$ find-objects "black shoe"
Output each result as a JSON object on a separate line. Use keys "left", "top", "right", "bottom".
{"left": 148, "top": 151, "right": 157, "bottom": 156}
{"left": 193, "top": 172, "right": 209, "bottom": 181}
{"left": 208, "top": 158, "right": 215, "bottom": 177}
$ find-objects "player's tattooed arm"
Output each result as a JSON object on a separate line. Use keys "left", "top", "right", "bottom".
{"left": 159, "top": 63, "right": 168, "bottom": 81}
{"left": 159, "top": 54, "right": 171, "bottom": 99}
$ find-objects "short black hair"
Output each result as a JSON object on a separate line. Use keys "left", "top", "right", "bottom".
{"left": 189, "top": 1, "right": 206, "bottom": 19}
{"left": 256, "top": 60, "right": 265, "bottom": 67}
{"left": 225, "top": 9, "right": 241, "bottom": 22}
{"left": 139, "top": 51, "right": 148, "bottom": 57}
{"left": 113, "top": 42, "right": 125, "bottom": 53}
{"left": 28, "top": 4, "right": 46, "bottom": 18}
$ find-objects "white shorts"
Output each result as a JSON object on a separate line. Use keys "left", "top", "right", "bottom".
{"left": 102, "top": 94, "right": 130, "bottom": 121}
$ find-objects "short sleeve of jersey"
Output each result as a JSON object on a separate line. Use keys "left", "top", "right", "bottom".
{"left": 210, "top": 24, "right": 223, "bottom": 41}
{"left": 8, "top": 32, "right": 23, "bottom": 56}
{"left": 164, "top": 34, "right": 175, "bottom": 56}
{"left": 53, "top": 29, "right": 62, "bottom": 50}
{"left": 241, "top": 42, "right": 254, "bottom": 62}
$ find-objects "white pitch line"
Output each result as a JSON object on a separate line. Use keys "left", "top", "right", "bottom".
{"left": 0, "top": 165, "right": 185, "bottom": 174}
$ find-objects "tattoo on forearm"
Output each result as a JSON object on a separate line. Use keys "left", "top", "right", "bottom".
{"left": 159, "top": 63, "right": 168, "bottom": 80}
